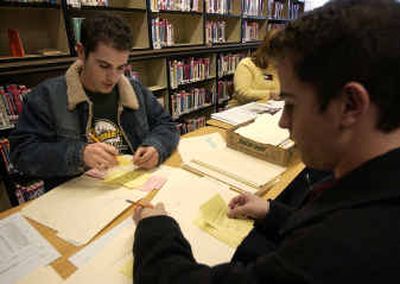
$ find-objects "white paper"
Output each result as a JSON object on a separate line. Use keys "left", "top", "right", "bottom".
{"left": 211, "top": 101, "right": 283, "bottom": 126}
{"left": 0, "top": 214, "right": 60, "bottom": 284}
{"left": 188, "top": 147, "right": 286, "bottom": 188}
{"left": 22, "top": 174, "right": 147, "bottom": 246}
{"left": 178, "top": 132, "right": 226, "bottom": 163}
{"left": 234, "top": 110, "right": 290, "bottom": 146}
{"left": 69, "top": 218, "right": 134, "bottom": 268}
{"left": 16, "top": 265, "right": 63, "bottom": 284}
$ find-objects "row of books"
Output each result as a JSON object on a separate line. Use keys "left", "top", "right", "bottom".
{"left": 151, "top": 17, "right": 175, "bottom": 49}
{"left": 150, "top": 0, "right": 199, "bottom": 12}
{"left": 15, "top": 180, "right": 45, "bottom": 205}
{"left": 176, "top": 116, "right": 206, "bottom": 134}
{"left": 217, "top": 79, "right": 234, "bottom": 103}
{"left": 242, "top": 0, "right": 265, "bottom": 16}
{"left": 170, "top": 87, "right": 215, "bottom": 118}
{"left": 0, "top": 84, "right": 30, "bottom": 129}
{"left": 67, "top": 0, "right": 107, "bottom": 8}
{"left": 169, "top": 57, "right": 212, "bottom": 89}
{"left": 242, "top": 21, "right": 260, "bottom": 42}
{"left": 205, "top": 0, "right": 232, "bottom": 14}
{"left": 0, "top": 139, "right": 45, "bottom": 204}
{"left": 0, "top": 139, "right": 15, "bottom": 175}
{"left": 217, "top": 53, "right": 245, "bottom": 77}
{"left": 205, "top": 21, "right": 226, "bottom": 45}
{"left": 288, "top": 1, "right": 304, "bottom": 19}
{"left": 268, "top": 1, "right": 285, "bottom": 19}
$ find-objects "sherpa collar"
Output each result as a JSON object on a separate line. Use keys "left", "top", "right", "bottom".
{"left": 65, "top": 60, "right": 139, "bottom": 111}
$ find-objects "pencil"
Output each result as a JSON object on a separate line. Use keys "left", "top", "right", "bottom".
{"left": 126, "top": 199, "right": 153, "bottom": 208}
{"left": 89, "top": 133, "right": 101, "bottom": 143}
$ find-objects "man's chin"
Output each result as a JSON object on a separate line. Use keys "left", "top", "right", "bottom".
{"left": 98, "top": 87, "right": 114, "bottom": 94}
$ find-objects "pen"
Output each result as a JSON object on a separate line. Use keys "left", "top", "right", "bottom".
{"left": 89, "top": 133, "right": 101, "bottom": 143}
{"left": 126, "top": 199, "right": 154, "bottom": 208}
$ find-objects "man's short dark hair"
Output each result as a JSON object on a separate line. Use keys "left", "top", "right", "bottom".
{"left": 80, "top": 13, "right": 133, "bottom": 56}
{"left": 269, "top": 0, "right": 400, "bottom": 132}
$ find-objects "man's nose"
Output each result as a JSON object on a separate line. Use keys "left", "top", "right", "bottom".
{"left": 279, "top": 110, "right": 290, "bottom": 129}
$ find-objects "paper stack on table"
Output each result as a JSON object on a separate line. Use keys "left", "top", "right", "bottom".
{"left": 211, "top": 101, "right": 284, "bottom": 126}
{"left": 0, "top": 214, "right": 60, "bottom": 284}
{"left": 234, "top": 110, "right": 291, "bottom": 146}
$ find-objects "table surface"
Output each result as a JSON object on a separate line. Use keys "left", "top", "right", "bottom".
{"left": 0, "top": 126, "right": 304, "bottom": 279}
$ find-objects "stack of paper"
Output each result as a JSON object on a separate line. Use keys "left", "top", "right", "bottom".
{"left": 183, "top": 147, "right": 286, "bottom": 194}
{"left": 195, "top": 194, "right": 253, "bottom": 247}
{"left": 178, "top": 132, "right": 226, "bottom": 164}
{"left": 211, "top": 101, "right": 284, "bottom": 126}
{"left": 234, "top": 110, "right": 291, "bottom": 146}
{"left": 0, "top": 214, "right": 60, "bottom": 283}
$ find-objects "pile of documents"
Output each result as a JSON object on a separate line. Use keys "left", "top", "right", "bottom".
{"left": 234, "top": 110, "right": 291, "bottom": 147}
{"left": 0, "top": 214, "right": 60, "bottom": 283}
{"left": 180, "top": 133, "right": 286, "bottom": 195}
{"left": 210, "top": 101, "right": 284, "bottom": 126}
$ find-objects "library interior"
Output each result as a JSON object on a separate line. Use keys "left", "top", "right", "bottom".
{"left": 2, "top": 0, "right": 400, "bottom": 283}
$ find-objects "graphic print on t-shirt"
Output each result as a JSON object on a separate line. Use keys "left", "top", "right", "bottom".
{"left": 90, "top": 118, "right": 129, "bottom": 153}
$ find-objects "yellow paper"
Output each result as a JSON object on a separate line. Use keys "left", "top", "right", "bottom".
{"left": 119, "top": 259, "right": 134, "bottom": 279}
{"left": 123, "top": 173, "right": 151, "bottom": 189}
{"left": 104, "top": 170, "right": 146, "bottom": 185}
{"left": 117, "top": 155, "right": 132, "bottom": 166}
{"left": 195, "top": 194, "right": 253, "bottom": 247}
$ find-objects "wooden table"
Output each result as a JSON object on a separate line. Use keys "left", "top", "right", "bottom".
{"left": 0, "top": 126, "right": 304, "bottom": 279}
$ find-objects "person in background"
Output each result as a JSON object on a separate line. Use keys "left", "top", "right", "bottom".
{"left": 230, "top": 33, "right": 280, "bottom": 107}
{"left": 132, "top": 0, "right": 400, "bottom": 283}
{"left": 9, "top": 14, "right": 179, "bottom": 191}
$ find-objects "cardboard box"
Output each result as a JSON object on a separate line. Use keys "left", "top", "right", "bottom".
{"left": 226, "top": 122, "right": 299, "bottom": 167}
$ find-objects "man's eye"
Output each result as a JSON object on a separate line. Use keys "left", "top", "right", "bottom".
{"left": 99, "top": 64, "right": 109, "bottom": 69}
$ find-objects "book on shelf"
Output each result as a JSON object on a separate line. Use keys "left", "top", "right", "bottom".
{"left": 8, "top": 28, "right": 25, "bottom": 58}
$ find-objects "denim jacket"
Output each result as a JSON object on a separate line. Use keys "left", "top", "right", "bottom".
{"left": 9, "top": 61, "right": 179, "bottom": 189}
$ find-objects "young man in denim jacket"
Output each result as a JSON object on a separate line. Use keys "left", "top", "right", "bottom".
{"left": 9, "top": 14, "right": 179, "bottom": 190}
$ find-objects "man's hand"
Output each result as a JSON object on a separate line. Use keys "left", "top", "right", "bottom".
{"left": 227, "top": 193, "right": 270, "bottom": 220}
{"left": 83, "top": 143, "right": 118, "bottom": 170}
{"left": 133, "top": 146, "right": 159, "bottom": 169}
{"left": 133, "top": 202, "right": 167, "bottom": 225}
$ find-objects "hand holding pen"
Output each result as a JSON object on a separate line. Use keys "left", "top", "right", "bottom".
{"left": 83, "top": 133, "right": 119, "bottom": 171}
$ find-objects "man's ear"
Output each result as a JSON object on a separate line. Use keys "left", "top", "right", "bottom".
{"left": 339, "top": 82, "right": 370, "bottom": 128}
{"left": 76, "top": 42, "right": 85, "bottom": 61}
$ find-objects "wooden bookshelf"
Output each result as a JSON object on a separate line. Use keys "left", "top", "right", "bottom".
{"left": 108, "top": 0, "right": 146, "bottom": 9}
{"left": 129, "top": 58, "right": 167, "bottom": 91}
{"left": 153, "top": 13, "right": 203, "bottom": 47}
{"left": 0, "top": 6, "right": 69, "bottom": 60}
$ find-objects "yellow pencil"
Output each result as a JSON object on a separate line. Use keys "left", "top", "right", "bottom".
{"left": 126, "top": 199, "right": 153, "bottom": 209}
{"left": 89, "top": 133, "right": 101, "bottom": 143}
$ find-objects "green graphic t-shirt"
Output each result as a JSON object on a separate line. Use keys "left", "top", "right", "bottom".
{"left": 86, "top": 87, "right": 130, "bottom": 154}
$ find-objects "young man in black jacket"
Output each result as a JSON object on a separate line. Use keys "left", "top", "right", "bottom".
{"left": 132, "top": 1, "right": 400, "bottom": 283}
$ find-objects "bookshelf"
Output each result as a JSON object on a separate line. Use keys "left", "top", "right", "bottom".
{"left": 0, "top": 0, "right": 304, "bottom": 206}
